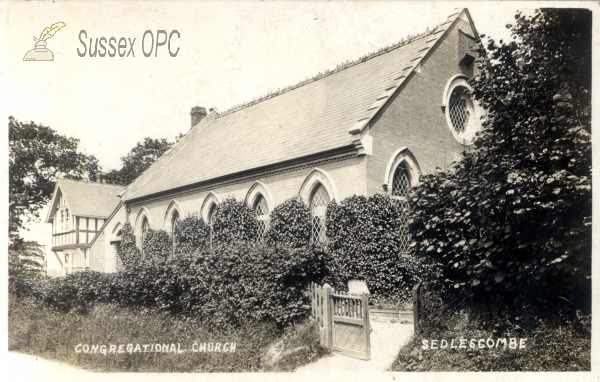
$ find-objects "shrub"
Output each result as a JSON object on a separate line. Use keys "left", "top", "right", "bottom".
{"left": 409, "top": 9, "right": 591, "bottom": 313}
{"left": 15, "top": 243, "right": 329, "bottom": 330}
{"left": 142, "top": 229, "right": 172, "bottom": 261}
{"left": 119, "top": 222, "right": 141, "bottom": 268}
{"left": 174, "top": 215, "right": 210, "bottom": 255}
{"left": 212, "top": 198, "right": 259, "bottom": 245}
{"left": 265, "top": 197, "right": 311, "bottom": 248}
{"left": 390, "top": 288, "right": 591, "bottom": 371}
{"left": 326, "top": 194, "right": 426, "bottom": 304}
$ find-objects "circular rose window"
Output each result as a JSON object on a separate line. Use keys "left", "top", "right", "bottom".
{"left": 443, "top": 76, "right": 482, "bottom": 145}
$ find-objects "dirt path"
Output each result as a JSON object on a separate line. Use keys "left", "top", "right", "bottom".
{"left": 295, "top": 321, "right": 413, "bottom": 373}
{"left": 5, "top": 351, "right": 91, "bottom": 379}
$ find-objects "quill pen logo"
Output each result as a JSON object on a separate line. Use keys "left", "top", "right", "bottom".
{"left": 23, "top": 22, "right": 66, "bottom": 61}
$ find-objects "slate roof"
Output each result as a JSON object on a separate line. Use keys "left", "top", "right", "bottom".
{"left": 46, "top": 179, "right": 124, "bottom": 222}
{"left": 124, "top": 10, "right": 466, "bottom": 202}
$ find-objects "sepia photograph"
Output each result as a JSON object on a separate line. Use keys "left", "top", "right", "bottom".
{"left": 3, "top": 1, "right": 596, "bottom": 380}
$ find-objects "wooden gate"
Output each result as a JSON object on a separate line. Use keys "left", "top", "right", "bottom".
{"left": 309, "top": 283, "right": 371, "bottom": 360}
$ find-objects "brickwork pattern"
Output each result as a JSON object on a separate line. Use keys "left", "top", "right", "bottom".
{"left": 128, "top": 155, "right": 367, "bottom": 233}
{"left": 367, "top": 18, "right": 480, "bottom": 196}
{"left": 89, "top": 231, "right": 105, "bottom": 271}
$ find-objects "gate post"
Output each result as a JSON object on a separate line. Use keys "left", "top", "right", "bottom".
{"left": 362, "top": 293, "right": 371, "bottom": 360}
{"left": 322, "top": 284, "right": 334, "bottom": 350}
{"left": 413, "top": 283, "right": 420, "bottom": 334}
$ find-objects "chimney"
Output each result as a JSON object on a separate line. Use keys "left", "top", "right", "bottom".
{"left": 190, "top": 106, "right": 207, "bottom": 128}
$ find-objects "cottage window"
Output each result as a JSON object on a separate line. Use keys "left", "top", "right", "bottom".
{"left": 253, "top": 194, "right": 270, "bottom": 241}
{"left": 310, "top": 184, "right": 329, "bottom": 244}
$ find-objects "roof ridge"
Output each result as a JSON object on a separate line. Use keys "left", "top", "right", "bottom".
{"left": 126, "top": 115, "right": 217, "bottom": 197}
{"left": 216, "top": 23, "right": 442, "bottom": 118}
{"left": 58, "top": 178, "right": 125, "bottom": 188}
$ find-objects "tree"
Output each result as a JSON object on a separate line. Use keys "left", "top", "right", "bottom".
{"left": 9, "top": 117, "right": 100, "bottom": 244}
{"left": 409, "top": 9, "right": 591, "bottom": 312}
{"left": 9, "top": 239, "right": 46, "bottom": 285}
{"left": 105, "top": 137, "right": 173, "bottom": 185}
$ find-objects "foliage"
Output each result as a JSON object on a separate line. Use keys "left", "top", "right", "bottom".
{"left": 8, "top": 116, "right": 99, "bottom": 244}
{"left": 212, "top": 198, "right": 260, "bottom": 245}
{"left": 118, "top": 222, "right": 141, "bottom": 269}
{"left": 9, "top": 240, "right": 46, "bottom": 288}
{"left": 326, "top": 194, "right": 426, "bottom": 303}
{"left": 409, "top": 9, "right": 591, "bottom": 312}
{"left": 173, "top": 215, "right": 210, "bottom": 255}
{"left": 105, "top": 137, "right": 173, "bottom": 186}
{"left": 9, "top": 297, "right": 324, "bottom": 372}
{"left": 262, "top": 320, "right": 330, "bottom": 371}
{"left": 390, "top": 288, "right": 590, "bottom": 371}
{"left": 265, "top": 197, "right": 311, "bottom": 248}
{"left": 13, "top": 243, "right": 329, "bottom": 330}
{"left": 142, "top": 229, "right": 172, "bottom": 261}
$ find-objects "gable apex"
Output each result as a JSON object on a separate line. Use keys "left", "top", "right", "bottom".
{"left": 348, "top": 8, "right": 468, "bottom": 136}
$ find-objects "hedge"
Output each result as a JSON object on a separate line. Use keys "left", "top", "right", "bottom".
{"left": 173, "top": 215, "right": 210, "bottom": 255}
{"left": 142, "top": 229, "right": 172, "bottom": 261}
{"left": 212, "top": 198, "right": 260, "bottom": 245}
{"left": 265, "top": 197, "right": 311, "bottom": 248}
{"left": 119, "top": 222, "right": 141, "bottom": 268}
{"left": 326, "top": 194, "right": 426, "bottom": 304}
{"left": 13, "top": 242, "right": 330, "bottom": 330}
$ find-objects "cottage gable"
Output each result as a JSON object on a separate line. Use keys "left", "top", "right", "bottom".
{"left": 45, "top": 179, "right": 124, "bottom": 274}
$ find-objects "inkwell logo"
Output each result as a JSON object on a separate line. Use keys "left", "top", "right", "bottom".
{"left": 23, "top": 22, "right": 66, "bottom": 61}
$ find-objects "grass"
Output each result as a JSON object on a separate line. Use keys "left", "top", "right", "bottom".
{"left": 9, "top": 296, "right": 328, "bottom": 372}
{"left": 389, "top": 308, "right": 591, "bottom": 371}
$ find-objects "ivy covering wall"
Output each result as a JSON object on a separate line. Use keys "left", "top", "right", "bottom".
{"left": 326, "top": 194, "right": 424, "bottom": 304}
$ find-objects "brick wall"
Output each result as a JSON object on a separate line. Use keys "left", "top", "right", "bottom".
{"left": 127, "top": 154, "right": 367, "bottom": 233}
{"left": 89, "top": 231, "right": 105, "bottom": 271}
{"left": 367, "top": 16, "right": 480, "bottom": 196}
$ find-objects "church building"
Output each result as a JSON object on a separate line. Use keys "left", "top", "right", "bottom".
{"left": 50, "top": 9, "right": 484, "bottom": 274}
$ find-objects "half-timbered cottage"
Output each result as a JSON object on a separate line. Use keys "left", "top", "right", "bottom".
{"left": 45, "top": 178, "right": 123, "bottom": 274}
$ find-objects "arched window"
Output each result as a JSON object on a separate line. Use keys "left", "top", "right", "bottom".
{"left": 310, "top": 184, "right": 330, "bottom": 244}
{"left": 392, "top": 162, "right": 412, "bottom": 255}
{"left": 141, "top": 217, "right": 149, "bottom": 256}
{"left": 207, "top": 203, "right": 217, "bottom": 247}
{"left": 114, "top": 229, "right": 123, "bottom": 271}
{"left": 171, "top": 210, "right": 180, "bottom": 256}
{"left": 392, "top": 163, "right": 411, "bottom": 198}
{"left": 253, "top": 194, "right": 270, "bottom": 241}
{"left": 384, "top": 148, "right": 422, "bottom": 257}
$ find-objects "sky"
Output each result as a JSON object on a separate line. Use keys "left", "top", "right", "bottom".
{"left": 2, "top": 1, "right": 589, "bottom": 272}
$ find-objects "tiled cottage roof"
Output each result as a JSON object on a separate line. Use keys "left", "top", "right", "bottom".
{"left": 124, "top": 10, "right": 465, "bottom": 202}
{"left": 46, "top": 179, "right": 124, "bottom": 222}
